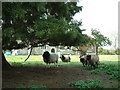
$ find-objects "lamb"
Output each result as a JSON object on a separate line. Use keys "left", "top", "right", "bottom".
{"left": 86, "top": 55, "right": 99, "bottom": 69}
{"left": 79, "top": 55, "right": 89, "bottom": 67}
{"left": 60, "top": 55, "right": 70, "bottom": 62}
{"left": 42, "top": 51, "right": 58, "bottom": 66}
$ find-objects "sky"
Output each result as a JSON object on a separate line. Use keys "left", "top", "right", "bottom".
{"left": 73, "top": 0, "right": 119, "bottom": 50}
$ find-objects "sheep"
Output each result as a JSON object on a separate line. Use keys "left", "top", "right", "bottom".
{"left": 60, "top": 55, "right": 70, "bottom": 62}
{"left": 79, "top": 55, "right": 89, "bottom": 67}
{"left": 42, "top": 51, "right": 58, "bottom": 67}
{"left": 86, "top": 55, "right": 99, "bottom": 69}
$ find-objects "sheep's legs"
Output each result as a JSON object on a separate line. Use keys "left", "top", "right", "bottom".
{"left": 56, "top": 64, "right": 58, "bottom": 67}
{"left": 83, "top": 63, "right": 85, "bottom": 67}
{"left": 54, "top": 63, "right": 58, "bottom": 67}
{"left": 48, "top": 63, "right": 51, "bottom": 68}
{"left": 46, "top": 63, "right": 51, "bottom": 68}
{"left": 96, "top": 62, "right": 98, "bottom": 68}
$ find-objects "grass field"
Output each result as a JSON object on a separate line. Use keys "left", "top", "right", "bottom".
{"left": 4, "top": 55, "right": 120, "bottom": 88}
{"left": 5, "top": 55, "right": 119, "bottom": 66}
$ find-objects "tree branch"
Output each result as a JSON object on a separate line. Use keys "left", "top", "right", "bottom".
{"left": 24, "top": 46, "right": 33, "bottom": 62}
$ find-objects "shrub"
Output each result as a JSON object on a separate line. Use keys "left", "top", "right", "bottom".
{"left": 89, "top": 63, "right": 120, "bottom": 81}
{"left": 98, "top": 48, "right": 116, "bottom": 55}
{"left": 69, "top": 79, "right": 105, "bottom": 88}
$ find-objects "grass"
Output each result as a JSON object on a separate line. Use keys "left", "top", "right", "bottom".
{"left": 69, "top": 79, "right": 105, "bottom": 88}
{"left": 5, "top": 55, "right": 119, "bottom": 81}
{"left": 5, "top": 55, "right": 119, "bottom": 88}
{"left": 5, "top": 55, "right": 82, "bottom": 66}
{"left": 5, "top": 55, "right": 119, "bottom": 66}
{"left": 17, "top": 85, "right": 48, "bottom": 90}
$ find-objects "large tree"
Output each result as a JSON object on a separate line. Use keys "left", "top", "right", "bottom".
{"left": 2, "top": 2, "right": 88, "bottom": 69}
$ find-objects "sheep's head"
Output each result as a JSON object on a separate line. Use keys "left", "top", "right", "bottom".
{"left": 43, "top": 51, "right": 50, "bottom": 62}
{"left": 80, "top": 58, "right": 84, "bottom": 63}
{"left": 60, "top": 55, "right": 65, "bottom": 60}
{"left": 68, "top": 56, "right": 71, "bottom": 62}
{"left": 86, "top": 55, "right": 91, "bottom": 61}
{"left": 79, "top": 55, "right": 83, "bottom": 58}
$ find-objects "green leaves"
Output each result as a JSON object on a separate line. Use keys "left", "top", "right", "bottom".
{"left": 69, "top": 79, "right": 105, "bottom": 88}
{"left": 91, "top": 29, "right": 112, "bottom": 47}
{"left": 89, "top": 63, "right": 120, "bottom": 81}
{"left": 3, "top": 27, "right": 14, "bottom": 37}
{"left": 3, "top": 2, "right": 84, "bottom": 50}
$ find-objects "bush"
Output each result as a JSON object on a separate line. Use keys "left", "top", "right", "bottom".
{"left": 98, "top": 48, "right": 116, "bottom": 55}
{"left": 69, "top": 79, "right": 105, "bottom": 88}
{"left": 89, "top": 63, "right": 120, "bottom": 81}
{"left": 115, "top": 48, "right": 120, "bottom": 55}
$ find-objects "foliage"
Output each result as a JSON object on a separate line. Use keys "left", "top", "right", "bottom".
{"left": 114, "top": 48, "right": 120, "bottom": 55}
{"left": 3, "top": 49, "right": 11, "bottom": 53}
{"left": 2, "top": 2, "right": 87, "bottom": 50}
{"left": 90, "top": 29, "right": 112, "bottom": 54}
{"left": 89, "top": 68, "right": 102, "bottom": 74}
{"left": 98, "top": 48, "right": 116, "bottom": 55}
{"left": 89, "top": 63, "right": 120, "bottom": 81}
{"left": 91, "top": 29, "right": 112, "bottom": 47}
{"left": 69, "top": 79, "right": 105, "bottom": 88}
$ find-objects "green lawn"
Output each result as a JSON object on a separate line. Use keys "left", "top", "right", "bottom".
{"left": 5, "top": 55, "right": 119, "bottom": 66}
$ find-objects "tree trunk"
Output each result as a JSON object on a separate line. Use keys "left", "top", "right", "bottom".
{"left": 24, "top": 47, "right": 33, "bottom": 62}
{"left": 96, "top": 46, "right": 98, "bottom": 55}
{"left": 2, "top": 52, "right": 12, "bottom": 70}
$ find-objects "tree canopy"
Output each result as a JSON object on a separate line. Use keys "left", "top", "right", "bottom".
{"left": 90, "top": 29, "right": 112, "bottom": 54}
{"left": 2, "top": 2, "right": 89, "bottom": 50}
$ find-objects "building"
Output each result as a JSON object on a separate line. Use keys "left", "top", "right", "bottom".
{"left": 10, "top": 35, "right": 96, "bottom": 55}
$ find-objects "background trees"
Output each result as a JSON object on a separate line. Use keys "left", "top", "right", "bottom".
{"left": 90, "top": 29, "right": 112, "bottom": 55}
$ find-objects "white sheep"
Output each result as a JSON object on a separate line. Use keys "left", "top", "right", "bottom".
{"left": 60, "top": 55, "right": 70, "bottom": 62}
{"left": 42, "top": 51, "right": 58, "bottom": 67}
{"left": 86, "top": 55, "right": 99, "bottom": 69}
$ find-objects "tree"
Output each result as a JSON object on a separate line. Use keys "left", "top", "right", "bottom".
{"left": 3, "top": 2, "right": 84, "bottom": 49}
{"left": 115, "top": 48, "right": 120, "bottom": 55}
{"left": 90, "top": 29, "right": 112, "bottom": 55}
{"left": 72, "top": 34, "right": 90, "bottom": 56}
{"left": 109, "top": 31, "right": 118, "bottom": 50}
{"left": 2, "top": 2, "right": 87, "bottom": 69}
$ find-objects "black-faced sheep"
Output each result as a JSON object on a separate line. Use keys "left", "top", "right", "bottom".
{"left": 86, "top": 55, "right": 99, "bottom": 69}
{"left": 42, "top": 51, "right": 58, "bottom": 66}
{"left": 60, "top": 55, "right": 70, "bottom": 62}
{"left": 79, "top": 55, "right": 89, "bottom": 67}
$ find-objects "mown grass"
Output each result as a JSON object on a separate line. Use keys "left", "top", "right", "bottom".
{"left": 5, "top": 55, "right": 81, "bottom": 66}
{"left": 5, "top": 55, "right": 119, "bottom": 66}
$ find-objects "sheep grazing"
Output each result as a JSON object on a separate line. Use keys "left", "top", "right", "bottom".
{"left": 86, "top": 55, "right": 99, "bottom": 69}
{"left": 60, "top": 55, "right": 70, "bottom": 62}
{"left": 42, "top": 51, "right": 58, "bottom": 66}
{"left": 79, "top": 55, "right": 89, "bottom": 67}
